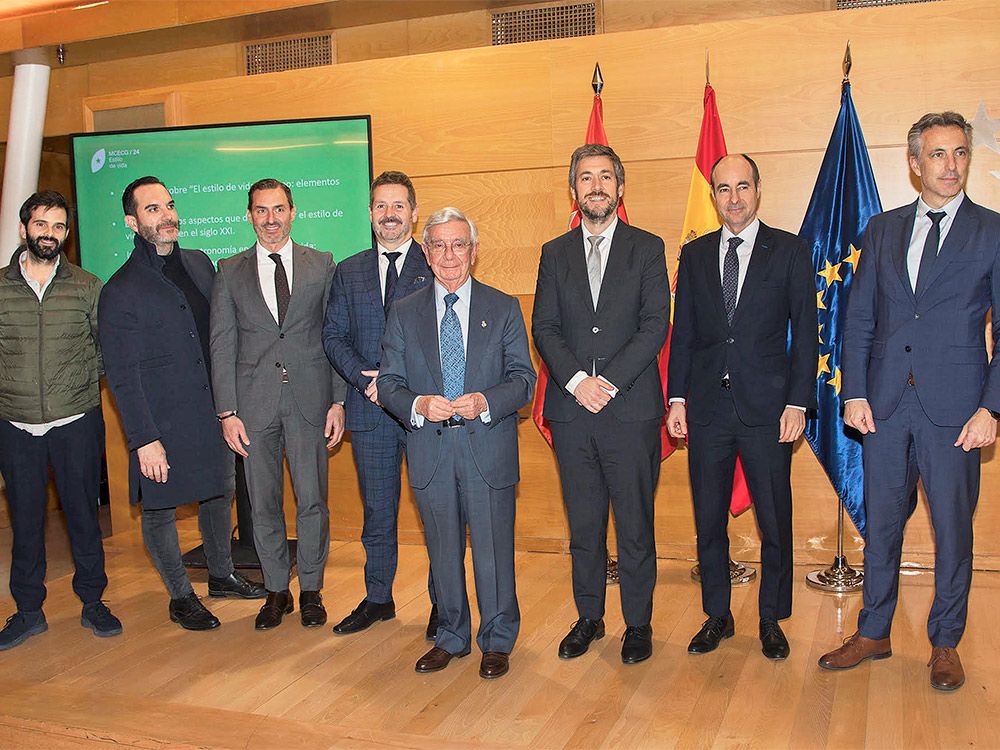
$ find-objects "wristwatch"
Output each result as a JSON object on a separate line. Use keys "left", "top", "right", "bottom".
{"left": 989, "top": 409, "right": 1000, "bottom": 420}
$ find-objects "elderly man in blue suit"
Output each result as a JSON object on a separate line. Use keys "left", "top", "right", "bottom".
{"left": 323, "top": 171, "right": 437, "bottom": 638}
{"left": 819, "top": 112, "right": 1000, "bottom": 691}
{"left": 379, "top": 207, "right": 536, "bottom": 679}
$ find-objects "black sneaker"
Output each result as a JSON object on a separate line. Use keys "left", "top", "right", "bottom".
{"left": 0, "top": 611, "right": 47, "bottom": 650}
{"left": 81, "top": 601, "right": 123, "bottom": 637}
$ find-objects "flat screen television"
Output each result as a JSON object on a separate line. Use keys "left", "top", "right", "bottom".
{"left": 69, "top": 116, "right": 373, "bottom": 282}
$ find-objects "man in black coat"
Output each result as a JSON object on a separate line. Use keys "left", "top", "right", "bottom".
{"left": 667, "top": 154, "right": 817, "bottom": 660}
{"left": 99, "top": 176, "right": 265, "bottom": 631}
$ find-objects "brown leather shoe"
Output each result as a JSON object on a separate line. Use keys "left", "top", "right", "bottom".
{"left": 818, "top": 631, "right": 892, "bottom": 670}
{"left": 479, "top": 651, "right": 509, "bottom": 679}
{"left": 254, "top": 590, "right": 293, "bottom": 630}
{"left": 414, "top": 645, "right": 470, "bottom": 673}
{"left": 299, "top": 591, "right": 327, "bottom": 628}
{"left": 928, "top": 647, "right": 965, "bottom": 691}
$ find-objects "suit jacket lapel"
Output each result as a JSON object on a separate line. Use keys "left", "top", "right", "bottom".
{"left": 415, "top": 285, "right": 444, "bottom": 393}
{"left": 693, "top": 229, "right": 728, "bottom": 327}
{"left": 282, "top": 243, "right": 311, "bottom": 325}
{"left": 395, "top": 239, "right": 429, "bottom": 300}
{"left": 894, "top": 203, "right": 918, "bottom": 305}
{"left": 916, "top": 197, "right": 978, "bottom": 299}
{"left": 237, "top": 247, "right": 278, "bottom": 330}
{"left": 360, "top": 248, "right": 382, "bottom": 311}
{"left": 464, "top": 279, "right": 491, "bottom": 390}
{"left": 597, "top": 225, "right": 630, "bottom": 315}
{"left": 564, "top": 228, "right": 594, "bottom": 314}
{"left": 731, "top": 224, "right": 771, "bottom": 327}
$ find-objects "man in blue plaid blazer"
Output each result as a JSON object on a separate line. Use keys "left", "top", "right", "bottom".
{"left": 323, "top": 171, "right": 437, "bottom": 637}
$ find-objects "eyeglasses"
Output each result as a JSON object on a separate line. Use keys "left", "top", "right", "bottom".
{"left": 426, "top": 238, "right": 474, "bottom": 255}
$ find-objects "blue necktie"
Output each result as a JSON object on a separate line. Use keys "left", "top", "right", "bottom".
{"left": 722, "top": 236, "right": 742, "bottom": 326}
{"left": 440, "top": 292, "right": 465, "bottom": 404}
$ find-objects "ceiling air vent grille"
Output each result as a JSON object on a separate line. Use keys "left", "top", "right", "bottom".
{"left": 492, "top": 2, "right": 597, "bottom": 46}
{"left": 245, "top": 33, "right": 333, "bottom": 76}
{"left": 836, "top": 0, "right": 939, "bottom": 9}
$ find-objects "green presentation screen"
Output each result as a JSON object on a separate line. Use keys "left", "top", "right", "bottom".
{"left": 70, "top": 116, "right": 373, "bottom": 282}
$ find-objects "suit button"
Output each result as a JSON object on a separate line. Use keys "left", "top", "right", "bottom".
{"left": 279, "top": 333, "right": 285, "bottom": 339}
{"left": 375, "top": 361, "right": 380, "bottom": 367}
{"left": 914, "top": 314, "right": 920, "bottom": 320}
{"left": 436, "top": 429, "right": 442, "bottom": 435}
{"left": 202, "top": 385, "right": 209, "bottom": 391}
{"left": 592, "top": 327, "right": 600, "bottom": 333}
{"left": 189, "top": 331, "right": 195, "bottom": 338}
{"left": 180, "top": 304, "right": 186, "bottom": 310}
{"left": 275, "top": 362, "right": 282, "bottom": 368}
{"left": 905, "top": 346, "right": 911, "bottom": 352}
{"left": 196, "top": 359, "right": 203, "bottom": 364}
{"left": 726, "top": 337, "right": 735, "bottom": 344}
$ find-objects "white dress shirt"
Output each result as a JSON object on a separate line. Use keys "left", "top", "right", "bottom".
{"left": 377, "top": 240, "right": 411, "bottom": 301}
{"left": 566, "top": 216, "right": 620, "bottom": 397}
{"left": 255, "top": 238, "right": 294, "bottom": 325}
{"left": 10, "top": 254, "right": 86, "bottom": 436}
{"left": 410, "top": 276, "right": 491, "bottom": 427}
{"left": 907, "top": 192, "right": 964, "bottom": 293}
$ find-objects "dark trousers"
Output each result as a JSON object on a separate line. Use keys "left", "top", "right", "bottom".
{"left": 412, "top": 427, "right": 518, "bottom": 655}
{"left": 859, "top": 387, "right": 979, "bottom": 647}
{"left": 141, "top": 496, "right": 234, "bottom": 599}
{"left": 687, "top": 389, "right": 793, "bottom": 621}
{"left": 551, "top": 411, "right": 660, "bottom": 627}
{"left": 0, "top": 408, "right": 108, "bottom": 612}
{"left": 352, "top": 417, "right": 435, "bottom": 605}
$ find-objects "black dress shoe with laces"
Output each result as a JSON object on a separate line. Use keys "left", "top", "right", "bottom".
{"left": 621, "top": 624, "right": 653, "bottom": 664}
{"left": 688, "top": 613, "right": 735, "bottom": 654}
{"left": 208, "top": 571, "right": 266, "bottom": 599}
{"left": 255, "top": 590, "right": 293, "bottom": 630}
{"left": 332, "top": 598, "right": 395, "bottom": 634}
{"left": 759, "top": 618, "right": 790, "bottom": 660}
{"left": 299, "top": 591, "right": 327, "bottom": 628}
{"left": 558, "top": 618, "right": 605, "bottom": 659}
{"left": 426, "top": 604, "right": 439, "bottom": 641}
{"left": 169, "top": 593, "right": 220, "bottom": 631}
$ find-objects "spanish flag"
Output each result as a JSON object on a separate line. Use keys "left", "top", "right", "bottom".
{"left": 673, "top": 83, "right": 752, "bottom": 515}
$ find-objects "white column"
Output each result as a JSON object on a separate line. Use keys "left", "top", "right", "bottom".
{"left": 0, "top": 48, "right": 51, "bottom": 267}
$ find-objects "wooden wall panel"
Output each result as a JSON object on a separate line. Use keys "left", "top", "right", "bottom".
{"left": 602, "top": 0, "right": 832, "bottom": 33}
{"left": 67, "top": 0, "right": 1000, "bottom": 569}
{"left": 86, "top": 43, "right": 242, "bottom": 98}
{"left": 407, "top": 10, "right": 492, "bottom": 55}
{"left": 336, "top": 21, "right": 407, "bottom": 64}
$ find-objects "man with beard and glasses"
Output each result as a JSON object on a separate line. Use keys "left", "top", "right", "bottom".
{"left": 532, "top": 144, "right": 670, "bottom": 665}
{"left": 100, "top": 176, "right": 265, "bottom": 632}
{"left": 323, "top": 171, "right": 438, "bottom": 639}
{"left": 211, "top": 178, "right": 346, "bottom": 631}
{"left": 0, "top": 190, "right": 121, "bottom": 650}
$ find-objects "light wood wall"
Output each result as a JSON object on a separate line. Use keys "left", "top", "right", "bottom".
{"left": 90, "top": 0, "right": 1000, "bottom": 568}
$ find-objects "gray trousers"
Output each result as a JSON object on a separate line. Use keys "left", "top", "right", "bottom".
{"left": 141, "top": 495, "right": 234, "bottom": 599}
{"left": 413, "top": 427, "right": 519, "bottom": 655}
{"left": 243, "top": 385, "right": 330, "bottom": 592}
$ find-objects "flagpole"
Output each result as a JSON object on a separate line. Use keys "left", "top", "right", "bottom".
{"left": 805, "top": 41, "right": 864, "bottom": 594}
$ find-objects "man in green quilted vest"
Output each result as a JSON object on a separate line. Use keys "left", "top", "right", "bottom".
{"left": 0, "top": 190, "right": 121, "bottom": 650}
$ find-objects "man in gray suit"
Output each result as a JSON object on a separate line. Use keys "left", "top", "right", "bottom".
{"left": 210, "top": 178, "right": 346, "bottom": 631}
{"left": 379, "top": 207, "right": 535, "bottom": 679}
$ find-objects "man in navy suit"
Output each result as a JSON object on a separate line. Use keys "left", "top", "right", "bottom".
{"left": 379, "top": 207, "right": 535, "bottom": 679}
{"left": 667, "top": 154, "right": 817, "bottom": 660}
{"left": 819, "top": 112, "right": 1000, "bottom": 691}
{"left": 323, "top": 172, "right": 436, "bottom": 637}
{"left": 532, "top": 144, "right": 670, "bottom": 665}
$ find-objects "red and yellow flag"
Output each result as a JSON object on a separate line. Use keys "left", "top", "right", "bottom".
{"left": 673, "top": 84, "right": 752, "bottom": 515}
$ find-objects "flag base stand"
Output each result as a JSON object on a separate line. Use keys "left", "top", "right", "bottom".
{"left": 606, "top": 555, "right": 619, "bottom": 586}
{"left": 806, "top": 555, "right": 863, "bottom": 593}
{"left": 690, "top": 559, "right": 756, "bottom": 585}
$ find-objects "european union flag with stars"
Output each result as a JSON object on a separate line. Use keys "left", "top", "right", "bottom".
{"left": 799, "top": 80, "right": 881, "bottom": 536}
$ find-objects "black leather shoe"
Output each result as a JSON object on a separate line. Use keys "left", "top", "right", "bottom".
{"left": 688, "top": 614, "right": 735, "bottom": 654}
{"left": 480, "top": 651, "right": 510, "bottom": 679}
{"left": 332, "top": 598, "right": 395, "bottom": 634}
{"left": 415, "top": 645, "right": 471, "bottom": 673}
{"left": 208, "top": 571, "right": 266, "bottom": 599}
{"left": 255, "top": 590, "right": 293, "bottom": 630}
{"left": 426, "top": 604, "right": 439, "bottom": 641}
{"left": 558, "top": 618, "right": 605, "bottom": 659}
{"left": 299, "top": 591, "right": 327, "bottom": 628}
{"left": 621, "top": 624, "right": 653, "bottom": 664}
{"left": 759, "top": 619, "right": 789, "bottom": 660}
{"left": 169, "top": 593, "right": 220, "bottom": 631}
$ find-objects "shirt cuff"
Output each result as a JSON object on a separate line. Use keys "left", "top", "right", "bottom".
{"left": 668, "top": 398, "right": 686, "bottom": 405}
{"left": 785, "top": 405, "right": 806, "bottom": 412}
{"left": 410, "top": 397, "right": 425, "bottom": 428}
{"left": 481, "top": 397, "right": 491, "bottom": 424}
{"left": 597, "top": 375, "right": 618, "bottom": 398}
{"left": 844, "top": 398, "right": 867, "bottom": 404}
{"left": 566, "top": 371, "right": 588, "bottom": 396}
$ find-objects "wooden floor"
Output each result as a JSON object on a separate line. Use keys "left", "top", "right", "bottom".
{"left": 1, "top": 513, "right": 999, "bottom": 750}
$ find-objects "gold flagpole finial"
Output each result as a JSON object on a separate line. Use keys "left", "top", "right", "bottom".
{"left": 842, "top": 41, "right": 852, "bottom": 84}
{"left": 705, "top": 49, "right": 710, "bottom": 86}
{"left": 592, "top": 62, "right": 604, "bottom": 95}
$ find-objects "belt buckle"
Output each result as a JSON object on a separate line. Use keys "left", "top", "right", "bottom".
{"left": 906, "top": 373, "right": 915, "bottom": 386}
{"left": 444, "top": 417, "right": 466, "bottom": 428}
{"left": 721, "top": 377, "right": 731, "bottom": 390}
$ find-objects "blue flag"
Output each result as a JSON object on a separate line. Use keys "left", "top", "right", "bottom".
{"left": 799, "top": 81, "right": 881, "bottom": 536}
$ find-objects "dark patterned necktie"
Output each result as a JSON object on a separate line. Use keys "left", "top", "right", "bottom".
{"left": 440, "top": 292, "right": 465, "bottom": 405}
{"left": 722, "top": 236, "right": 743, "bottom": 325}
{"left": 383, "top": 251, "right": 401, "bottom": 317}
{"left": 268, "top": 253, "right": 290, "bottom": 326}
{"left": 915, "top": 211, "right": 945, "bottom": 296}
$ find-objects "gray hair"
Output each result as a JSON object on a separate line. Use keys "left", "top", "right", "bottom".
{"left": 421, "top": 206, "right": 478, "bottom": 245}
{"left": 907, "top": 111, "right": 972, "bottom": 159}
{"left": 568, "top": 143, "right": 625, "bottom": 189}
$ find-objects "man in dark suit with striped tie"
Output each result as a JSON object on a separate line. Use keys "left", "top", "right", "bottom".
{"left": 323, "top": 171, "right": 437, "bottom": 637}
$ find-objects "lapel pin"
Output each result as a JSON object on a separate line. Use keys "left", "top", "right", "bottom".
{"left": 481, "top": 320, "right": 488, "bottom": 328}
{"left": 415, "top": 275, "right": 425, "bottom": 282}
